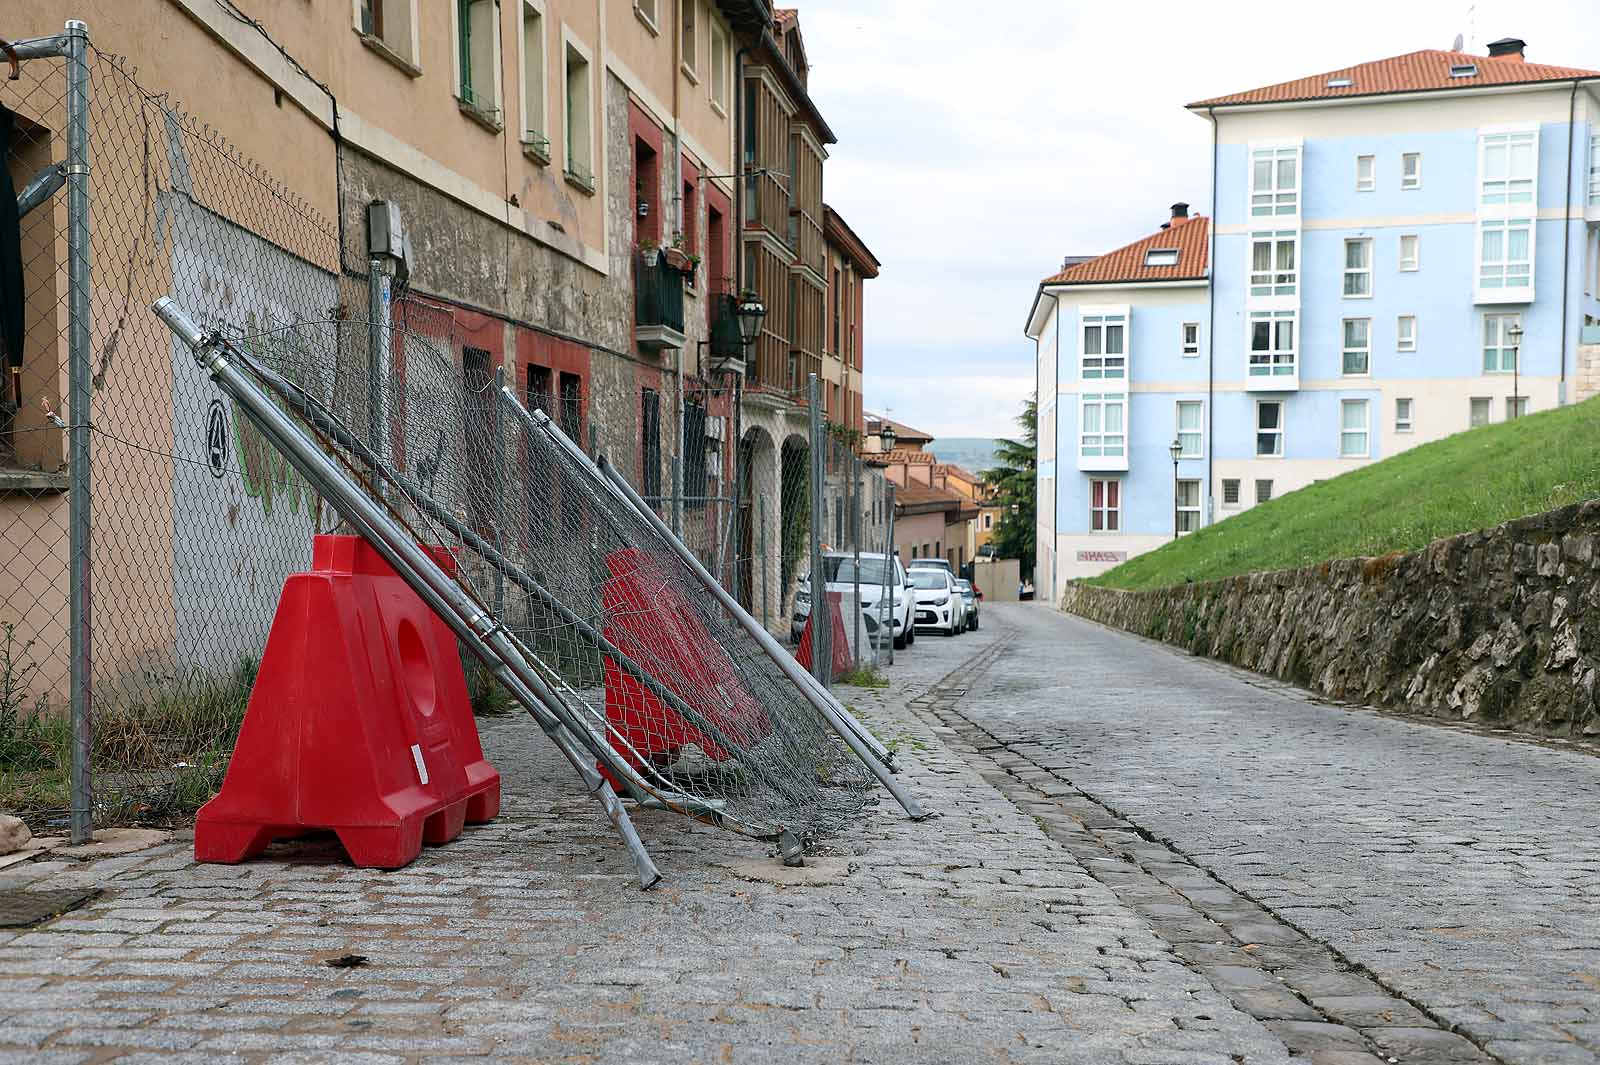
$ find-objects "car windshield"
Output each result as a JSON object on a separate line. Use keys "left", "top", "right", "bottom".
{"left": 910, "top": 571, "right": 947, "bottom": 590}
{"left": 821, "top": 557, "right": 891, "bottom": 585}
{"left": 956, "top": 581, "right": 973, "bottom": 593}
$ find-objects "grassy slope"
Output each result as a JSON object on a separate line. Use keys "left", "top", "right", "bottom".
{"left": 1091, "top": 396, "right": 1600, "bottom": 592}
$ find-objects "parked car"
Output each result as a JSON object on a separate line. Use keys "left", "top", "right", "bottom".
{"left": 907, "top": 557, "right": 954, "bottom": 577}
{"left": 910, "top": 567, "right": 965, "bottom": 637}
{"left": 792, "top": 551, "right": 916, "bottom": 650}
{"left": 955, "top": 578, "right": 979, "bottom": 631}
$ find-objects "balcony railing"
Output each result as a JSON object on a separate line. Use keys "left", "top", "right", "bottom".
{"left": 709, "top": 291, "right": 744, "bottom": 361}
{"left": 636, "top": 256, "right": 686, "bottom": 351}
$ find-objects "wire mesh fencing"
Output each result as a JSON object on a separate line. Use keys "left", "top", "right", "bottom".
{"left": 0, "top": 20, "right": 903, "bottom": 840}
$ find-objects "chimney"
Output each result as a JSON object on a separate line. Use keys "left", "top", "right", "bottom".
{"left": 1486, "top": 37, "right": 1526, "bottom": 61}
{"left": 1170, "top": 202, "right": 1190, "bottom": 222}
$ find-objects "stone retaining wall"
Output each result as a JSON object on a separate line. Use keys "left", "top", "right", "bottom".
{"left": 1060, "top": 500, "right": 1600, "bottom": 738}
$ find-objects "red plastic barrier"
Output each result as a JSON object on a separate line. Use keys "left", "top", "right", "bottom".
{"left": 795, "top": 590, "right": 853, "bottom": 682}
{"left": 194, "top": 535, "right": 500, "bottom": 868}
{"left": 599, "top": 547, "right": 771, "bottom": 771}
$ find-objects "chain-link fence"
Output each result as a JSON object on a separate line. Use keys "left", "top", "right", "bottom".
{"left": 0, "top": 21, "right": 900, "bottom": 840}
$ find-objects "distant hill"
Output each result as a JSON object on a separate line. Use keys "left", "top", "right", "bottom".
{"left": 927, "top": 437, "right": 1001, "bottom": 476}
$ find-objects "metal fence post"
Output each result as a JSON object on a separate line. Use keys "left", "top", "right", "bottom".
{"left": 758, "top": 495, "right": 769, "bottom": 631}
{"left": 366, "top": 257, "right": 390, "bottom": 467}
{"left": 886, "top": 482, "right": 897, "bottom": 667}
{"left": 878, "top": 475, "right": 891, "bottom": 668}
{"left": 850, "top": 454, "right": 861, "bottom": 673}
{"left": 806, "top": 374, "right": 827, "bottom": 688}
{"left": 492, "top": 364, "right": 506, "bottom": 615}
{"left": 65, "top": 19, "right": 94, "bottom": 845}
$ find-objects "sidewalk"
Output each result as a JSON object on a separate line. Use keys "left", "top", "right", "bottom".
{"left": 1, "top": 634, "right": 1293, "bottom": 1065}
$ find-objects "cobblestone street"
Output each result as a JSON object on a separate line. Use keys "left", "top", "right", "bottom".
{"left": 0, "top": 615, "right": 1291, "bottom": 1065}
{"left": 6, "top": 602, "right": 1599, "bottom": 1063}
{"left": 932, "top": 604, "right": 1600, "bottom": 1065}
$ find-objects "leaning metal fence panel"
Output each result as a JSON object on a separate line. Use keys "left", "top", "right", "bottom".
{"left": 220, "top": 314, "right": 878, "bottom": 841}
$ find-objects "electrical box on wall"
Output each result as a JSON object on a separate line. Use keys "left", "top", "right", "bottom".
{"left": 367, "top": 200, "right": 407, "bottom": 263}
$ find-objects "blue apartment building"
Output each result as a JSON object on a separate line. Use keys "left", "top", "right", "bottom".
{"left": 1030, "top": 39, "right": 1600, "bottom": 601}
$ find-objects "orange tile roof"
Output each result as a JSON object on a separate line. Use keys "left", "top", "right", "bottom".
{"left": 1042, "top": 215, "right": 1208, "bottom": 287}
{"left": 1190, "top": 50, "right": 1600, "bottom": 108}
{"left": 774, "top": 8, "right": 797, "bottom": 29}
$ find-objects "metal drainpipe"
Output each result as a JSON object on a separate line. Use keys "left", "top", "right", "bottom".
{"left": 1205, "top": 106, "right": 1218, "bottom": 523}
{"left": 672, "top": 0, "right": 685, "bottom": 530}
{"left": 1049, "top": 290, "right": 1061, "bottom": 602}
{"left": 1560, "top": 80, "right": 1580, "bottom": 406}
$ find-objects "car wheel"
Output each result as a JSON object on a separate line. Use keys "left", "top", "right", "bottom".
{"left": 907, "top": 628, "right": 916, "bottom": 646}
{"left": 970, "top": 616, "right": 980, "bottom": 631}
{"left": 893, "top": 633, "right": 906, "bottom": 650}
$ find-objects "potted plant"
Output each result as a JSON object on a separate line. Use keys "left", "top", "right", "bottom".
{"left": 663, "top": 233, "right": 694, "bottom": 272}
{"left": 638, "top": 237, "right": 661, "bottom": 265}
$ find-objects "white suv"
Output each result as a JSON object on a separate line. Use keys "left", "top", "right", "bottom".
{"left": 910, "top": 567, "right": 965, "bottom": 637}
{"left": 792, "top": 551, "right": 916, "bottom": 651}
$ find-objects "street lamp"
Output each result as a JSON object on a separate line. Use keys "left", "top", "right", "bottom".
{"left": 735, "top": 291, "right": 767, "bottom": 352}
{"left": 1507, "top": 321, "right": 1524, "bottom": 418}
{"left": 1169, "top": 438, "right": 1182, "bottom": 541}
{"left": 878, "top": 419, "right": 897, "bottom": 453}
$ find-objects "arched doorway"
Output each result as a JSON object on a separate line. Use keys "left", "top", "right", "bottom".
{"left": 778, "top": 433, "right": 810, "bottom": 630}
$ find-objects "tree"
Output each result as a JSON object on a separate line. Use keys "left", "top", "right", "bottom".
{"left": 983, "top": 394, "right": 1036, "bottom": 583}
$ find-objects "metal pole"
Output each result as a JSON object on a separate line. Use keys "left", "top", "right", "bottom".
{"left": 492, "top": 364, "right": 506, "bottom": 614}
{"left": 152, "top": 298, "right": 664, "bottom": 888}
{"left": 65, "top": 19, "right": 93, "bottom": 845}
{"left": 851, "top": 456, "right": 861, "bottom": 673}
{"left": 886, "top": 482, "right": 897, "bottom": 667}
{"left": 806, "top": 375, "right": 828, "bottom": 688}
{"left": 594, "top": 455, "right": 926, "bottom": 820}
{"left": 1172, "top": 454, "right": 1179, "bottom": 541}
{"left": 1513, "top": 342, "right": 1520, "bottom": 418}
{"left": 366, "top": 257, "right": 390, "bottom": 466}
{"left": 721, "top": 371, "right": 744, "bottom": 591}
{"left": 758, "top": 495, "right": 769, "bottom": 631}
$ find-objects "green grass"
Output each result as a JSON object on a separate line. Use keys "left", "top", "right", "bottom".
{"left": 838, "top": 664, "right": 890, "bottom": 689}
{"left": 1091, "top": 397, "right": 1600, "bottom": 592}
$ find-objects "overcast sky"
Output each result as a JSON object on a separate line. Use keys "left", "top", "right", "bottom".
{"left": 795, "top": 0, "right": 1600, "bottom": 441}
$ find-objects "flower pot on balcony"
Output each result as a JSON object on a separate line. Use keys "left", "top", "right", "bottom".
{"left": 663, "top": 247, "right": 693, "bottom": 272}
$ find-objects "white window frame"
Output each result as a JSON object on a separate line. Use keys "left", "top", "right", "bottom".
{"left": 1399, "top": 234, "right": 1420, "bottom": 272}
{"left": 1250, "top": 144, "right": 1301, "bottom": 219}
{"left": 1343, "top": 238, "right": 1373, "bottom": 298}
{"left": 1477, "top": 218, "right": 1534, "bottom": 294}
{"left": 1395, "top": 397, "right": 1414, "bottom": 433}
{"left": 1080, "top": 308, "right": 1128, "bottom": 382}
{"left": 1181, "top": 321, "right": 1200, "bottom": 356}
{"left": 563, "top": 32, "right": 596, "bottom": 190}
{"left": 1355, "top": 154, "right": 1376, "bottom": 192}
{"left": 1340, "top": 399, "right": 1370, "bottom": 458}
{"left": 1470, "top": 397, "right": 1491, "bottom": 427}
{"left": 1176, "top": 480, "right": 1202, "bottom": 535}
{"left": 1080, "top": 393, "right": 1126, "bottom": 459}
{"left": 1176, "top": 400, "right": 1203, "bottom": 458}
{"left": 1479, "top": 128, "right": 1538, "bottom": 209}
{"left": 517, "top": 1, "right": 547, "bottom": 155}
{"left": 1590, "top": 133, "right": 1600, "bottom": 207}
{"left": 1255, "top": 400, "right": 1284, "bottom": 457}
{"left": 1397, "top": 315, "right": 1417, "bottom": 352}
{"left": 355, "top": 0, "right": 421, "bottom": 69}
{"left": 1144, "top": 248, "right": 1180, "bottom": 266}
{"left": 1476, "top": 126, "right": 1539, "bottom": 302}
{"left": 1089, "top": 478, "right": 1121, "bottom": 533}
{"left": 1255, "top": 479, "right": 1274, "bottom": 505}
{"left": 1402, "top": 152, "right": 1422, "bottom": 190}
{"left": 680, "top": 0, "right": 698, "bottom": 80}
{"left": 1221, "top": 478, "right": 1241, "bottom": 508}
{"left": 634, "top": 0, "right": 660, "bottom": 33}
{"left": 1247, "top": 310, "right": 1296, "bottom": 380}
{"left": 1248, "top": 231, "right": 1297, "bottom": 297}
{"left": 1341, "top": 317, "right": 1371, "bottom": 376}
{"left": 709, "top": 20, "right": 729, "bottom": 115}
{"left": 1506, "top": 396, "right": 1529, "bottom": 419}
{"left": 1482, "top": 312, "right": 1522, "bottom": 374}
